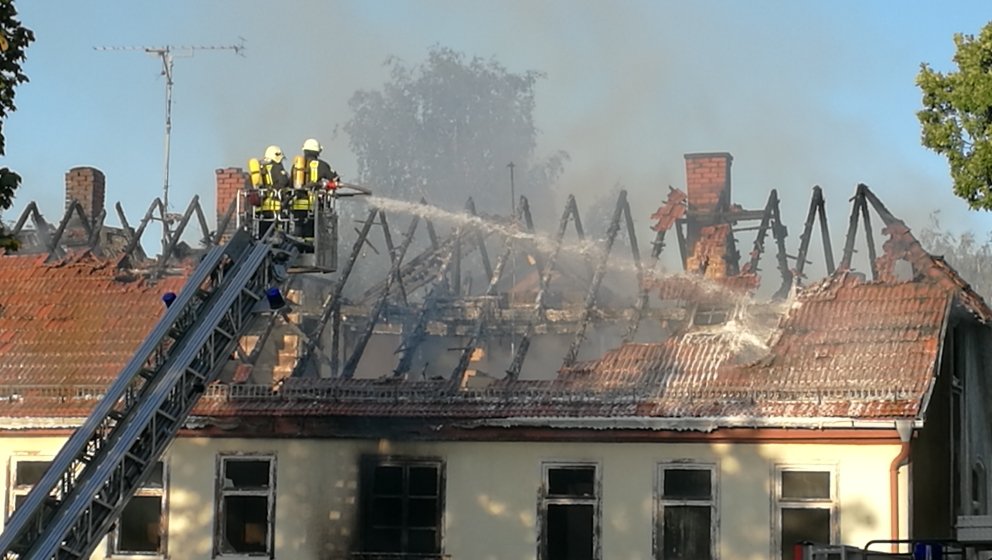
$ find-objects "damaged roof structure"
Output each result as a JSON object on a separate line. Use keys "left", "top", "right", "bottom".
{"left": 0, "top": 154, "right": 988, "bottom": 431}
{"left": 3, "top": 153, "right": 992, "bottom": 558}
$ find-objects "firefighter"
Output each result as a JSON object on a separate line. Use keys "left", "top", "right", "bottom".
{"left": 289, "top": 138, "right": 339, "bottom": 242}
{"left": 256, "top": 145, "right": 290, "bottom": 237}
{"left": 301, "top": 138, "right": 340, "bottom": 186}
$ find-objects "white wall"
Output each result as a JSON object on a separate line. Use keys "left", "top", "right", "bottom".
{"left": 0, "top": 434, "right": 902, "bottom": 560}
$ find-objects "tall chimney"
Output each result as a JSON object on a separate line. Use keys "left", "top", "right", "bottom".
{"left": 215, "top": 167, "right": 247, "bottom": 240}
{"left": 682, "top": 152, "right": 740, "bottom": 279}
{"left": 64, "top": 166, "right": 106, "bottom": 225}
{"left": 684, "top": 152, "right": 733, "bottom": 215}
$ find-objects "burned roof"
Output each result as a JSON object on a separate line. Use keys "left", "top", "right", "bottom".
{"left": 178, "top": 269, "right": 955, "bottom": 426}
{"left": 2, "top": 156, "right": 991, "bottom": 436}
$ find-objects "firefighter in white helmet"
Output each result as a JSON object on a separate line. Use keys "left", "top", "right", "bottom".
{"left": 295, "top": 138, "right": 340, "bottom": 187}
{"left": 289, "top": 138, "right": 339, "bottom": 241}
{"left": 263, "top": 145, "right": 290, "bottom": 190}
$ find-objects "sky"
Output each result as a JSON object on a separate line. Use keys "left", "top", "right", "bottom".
{"left": 4, "top": 1, "right": 992, "bottom": 263}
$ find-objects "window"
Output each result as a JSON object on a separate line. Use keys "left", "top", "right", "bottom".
{"left": 656, "top": 463, "right": 716, "bottom": 560}
{"left": 540, "top": 463, "right": 599, "bottom": 560}
{"left": 692, "top": 304, "right": 732, "bottom": 326}
{"left": 359, "top": 456, "right": 444, "bottom": 555}
{"left": 775, "top": 466, "right": 836, "bottom": 560}
{"left": 215, "top": 455, "right": 276, "bottom": 557}
{"left": 7, "top": 458, "right": 52, "bottom": 518}
{"left": 110, "top": 461, "right": 166, "bottom": 556}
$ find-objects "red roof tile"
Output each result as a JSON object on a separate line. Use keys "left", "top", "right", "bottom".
{"left": 0, "top": 253, "right": 188, "bottom": 387}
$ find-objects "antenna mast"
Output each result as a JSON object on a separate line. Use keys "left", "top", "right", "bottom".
{"left": 95, "top": 40, "right": 245, "bottom": 251}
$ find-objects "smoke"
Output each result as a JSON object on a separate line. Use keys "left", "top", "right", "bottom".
{"left": 14, "top": 1, "right": 986, "bottom": 273}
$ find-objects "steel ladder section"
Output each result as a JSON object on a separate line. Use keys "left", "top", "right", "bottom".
{"left": 30, "top": 239, "right": 273, "bottom": 560}
{"left": 0, "top": 232, "right": 250, "bottom": 559}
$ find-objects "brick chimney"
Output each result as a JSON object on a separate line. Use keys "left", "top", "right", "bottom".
{"left": 682, "top": 152, "right": 740, "bottom": 278}
{"left": 684, "top": 152, "right": 733, "bottom": 215}
{"left": 64, "top": 166, "right": 106, "bottom": 225}
{"left": 215, "top": 167, "right": 248, "bottom": 240}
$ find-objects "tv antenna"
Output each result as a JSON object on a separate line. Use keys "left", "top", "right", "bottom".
{"left": 95, "top": 40, "right": 245, "bottom": 251}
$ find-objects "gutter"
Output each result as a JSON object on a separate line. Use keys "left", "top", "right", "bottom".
{"left": 461, "top": 415, "right": 925, "bottom": 432}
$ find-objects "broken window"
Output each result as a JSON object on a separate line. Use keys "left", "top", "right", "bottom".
{"left": 656, "top": 464, "right": 716, "bottom": 560}
{"left": 775, "top": 467, "right": 835, "bottom": 560}
{"left": 359, "top": 456, "right": 444, "bottom": 555}
{"left": 540, "top": 463, "right": 599, "bottom": 560}
{"left": 692, "top": 304, "right": 732, "bottom": 326}
{"left": 110, "top": 461, "right": 166, "bottom": 556}
{"left": 7, "top": 458, "right": 52, "bottom": 518}
{"left": 215, "top": 455, "right": 275, "bottom": 557}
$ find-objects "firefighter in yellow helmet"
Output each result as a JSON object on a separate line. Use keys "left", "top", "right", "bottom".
{"left": 257, "top": 145, "right": 290, "bottom": 237}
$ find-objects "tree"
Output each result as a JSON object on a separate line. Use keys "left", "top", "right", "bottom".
{"left": 918, "top": 213, "right": 992, "bottom": 301}
{"left": 344, "top": 46, "right": 567, "bottom": 215}
{"left": 917, "top": 21, "right": 992, "bottom": 210}
{"left": 0, "top": 1, "right": 33, "bottom": 251}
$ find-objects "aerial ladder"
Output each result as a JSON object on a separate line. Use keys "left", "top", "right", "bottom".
{"left": 0, "top": 229, "right": 288, "bottom": 560}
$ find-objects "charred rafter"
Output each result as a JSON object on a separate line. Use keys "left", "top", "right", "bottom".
{"left": 449, "top": 233, "right": 513, "bottom": 388}
{"left": 794, "top": 186, "right": 835, "bottom": 280}
{"left": 341, "top": 213, "right": 423, "bottom": 379}
{"left": 840, "top": 183, "right": 891, "bottom": 279}
{"left": 507, "top": 194, "right": 584, "bottom": 379}
{"left": 392, "top": 246, "right": 458, "bottom": 378}
{"left": 562, "top": 190, "right": 631, "bottom": 369}
{"left": 293, "top": 209, "right": 378, "bottom": 378}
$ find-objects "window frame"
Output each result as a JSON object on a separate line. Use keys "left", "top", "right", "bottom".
{"left": 691, "top": 303, "right": 735, "bottom": 327}
{"left": 107, "top": 460, "right": 168, "bottom": 558}
{"left": 538, "top": 461, "right": 601, "bottom": 560}
{"left": 6, "top": 455, "right": 53, "bottom": 521}
{"left": 213, "top": 453, "right": 277, "bottom": 559}
{"left": 772, "top": 464, "right": 838, "bottom": 560}
{"left": 358, "top": 455, "right": 446, "bottom": 556}
{"left": 654, "top": 461, "right": 718, "bottom": 560}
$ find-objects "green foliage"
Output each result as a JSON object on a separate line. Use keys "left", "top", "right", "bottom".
{"left": 344, "top": 45, "right": 567, "bottom": 213}
{"left": 0, "top": 1, "right": 33, "bottom": 250}
{"left": 917, "top": 21, "right": 992, "bottom": 210}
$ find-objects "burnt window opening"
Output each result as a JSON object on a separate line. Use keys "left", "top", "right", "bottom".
{"left": 110, "top": 461, "right": 166, "bottom": 556}
{"left": 215, "top": 455, "right": 275, "bottom": 557}
{"left": 657, "top": 464, "right": 716, "bottom": 560}
{"left": 359, "top": 456, "right": 444, "bottom": 555}
{"left": 692, "top": 304, "right": 733, "bottom": 327}
{"left": 8, "top": 459, "right": 52, "bottom": 520}
{"left": 775, "top": 467, "right": 835, "bottom": 560}
{"left": 540, "top": 463, "right": 599, "bottom": 560}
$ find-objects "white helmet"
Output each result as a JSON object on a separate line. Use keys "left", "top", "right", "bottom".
{"left": 264, "top": 145, "right": 284, "bottom": 164}
{"left": 302, "top": 138, "right": 322, "bottom": 153}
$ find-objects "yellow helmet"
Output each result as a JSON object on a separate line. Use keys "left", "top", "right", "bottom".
{"left": 264, "top": 145, "right": 284, "bottom": 164}
{"left": 302, "top": 138, "right": 322, "bottom": 153}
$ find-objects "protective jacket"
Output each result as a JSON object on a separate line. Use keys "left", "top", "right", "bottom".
{"left": 264, "top": 160, "right": 291, "bottom": 190}
{"left": 303, "top": 150, "right": 340, "bottom": 185}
